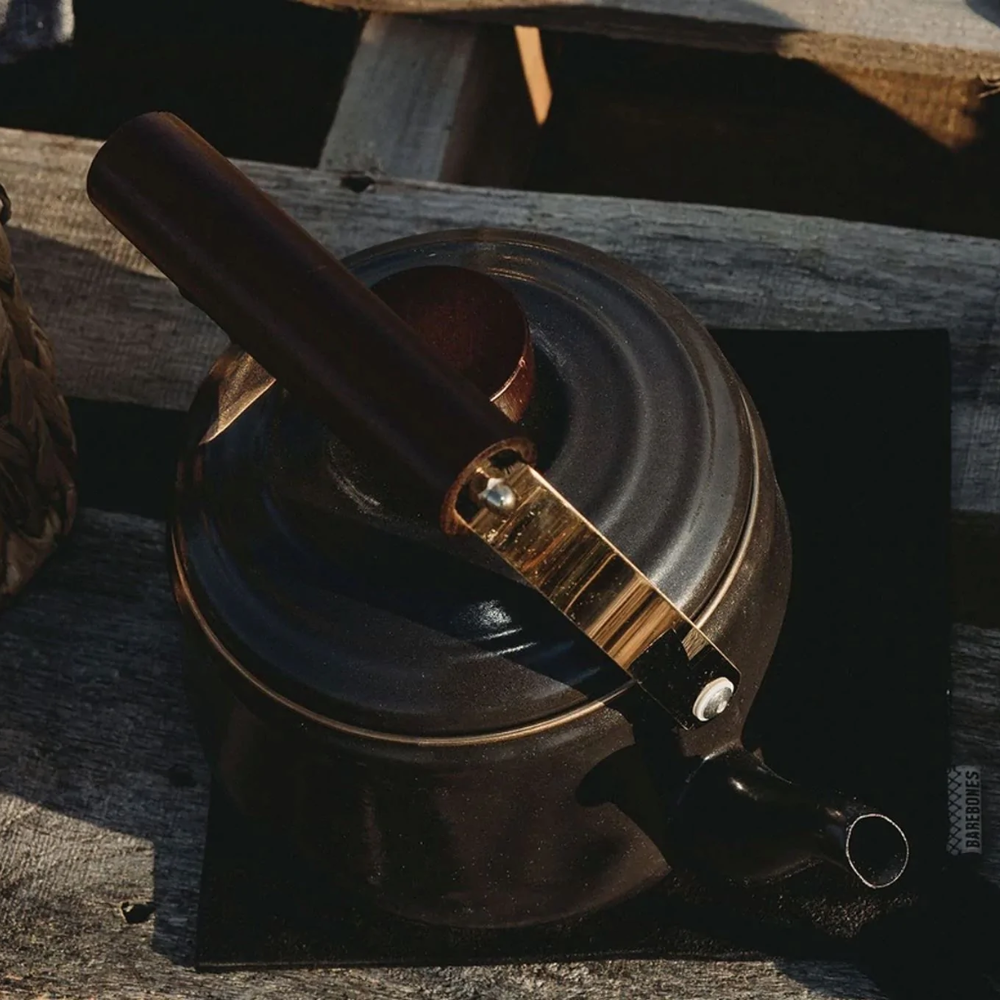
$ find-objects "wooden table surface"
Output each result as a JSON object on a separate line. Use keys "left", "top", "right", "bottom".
{"left": 1, "top": 126, "right": 998, "bottom": 999}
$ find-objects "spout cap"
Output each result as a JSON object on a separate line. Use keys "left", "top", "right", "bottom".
{"left": 845, "top": 813, "right": 909, "bottom": 889}
{"left": 666, "top": 749, "right": 911, "bottom": 888}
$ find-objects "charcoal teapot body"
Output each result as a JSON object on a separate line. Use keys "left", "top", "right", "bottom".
{"left": 170, "top": 229, "right": 813, "bottom": 927}
{"left": 80, "top": 113, "right": 908, "bottom": 929}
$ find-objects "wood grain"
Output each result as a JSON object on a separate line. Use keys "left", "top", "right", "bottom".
{"left": 295, "top": 0, "right": 1000, "bottom": 63}
{"left": 321, "top": 14, "right": 482, "bottom": 177}
{"left": 2, "top": 507, "right": 996, "bottom": 999}
{"left": 3, "top": 127, "right": 1000, "bottom": 514}
{"left": 321, "top": 14, "right": 537, "bottom": 185}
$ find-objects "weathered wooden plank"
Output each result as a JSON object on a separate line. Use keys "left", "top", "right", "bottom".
{"left": 529, "top": 33, "right": 1000, "bottom": 240}
{"left": 321, "top": 14, "right": 482, "bottom": 177}
{"left": 321, "top": 14, "right": 537, "bottom": 184}
{"left": 2, "top": 126, "right": 1000, "bottom": 513}
{"left": 2, "top": 507, "right": 995, "bottom": 999}
{"left": 296, "top": 0, "right": 1000, "bottom": 63}
{"left": 486, "top": 10, "right": 1000, "bottom": 78}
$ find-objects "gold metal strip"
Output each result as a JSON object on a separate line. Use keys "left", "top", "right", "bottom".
{"left": 458, "top": 461, "right": 740, "bottom": 727}
{"left": 199, "top": 345, "right": 276, "bottom": 445}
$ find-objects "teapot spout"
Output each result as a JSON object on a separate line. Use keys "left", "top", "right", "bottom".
{"left": 667, "top": 749, "right": 909, "bottom": 889}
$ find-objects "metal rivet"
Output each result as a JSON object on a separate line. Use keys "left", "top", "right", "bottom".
{"left": 479, "top": 478, "right": 517, "bottom": 513}
{"left": 692, "top": 677, "right": 735, "bottom": 722}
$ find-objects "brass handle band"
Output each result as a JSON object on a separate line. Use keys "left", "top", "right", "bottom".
{"left": 453, "top": 459, "right": 740, "bottom": 728}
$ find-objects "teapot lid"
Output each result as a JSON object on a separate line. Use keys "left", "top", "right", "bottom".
{"left": 173, "top": 230, "right": 754, "bottom": 739}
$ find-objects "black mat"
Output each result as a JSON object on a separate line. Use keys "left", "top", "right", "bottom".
{"left": 69, "top": 328, "right": 953, "bottom": 969}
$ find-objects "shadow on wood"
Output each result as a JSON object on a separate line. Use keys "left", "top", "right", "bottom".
{"left": 528, "top": 28, "right": 1000, "bottom": 238}
{"left": 953, "top": 510, "right": 1000, "bottom": 629}
{"left": 967, "top": 0, "right": 1000, "bottom": 27}
{"left": 0, "top": 236, "right": 211, "bottom": 971}
{"left": 0, "top": 505, "right": 209, "bottom": 968}
{"left": 0, "top": 0, "right": 362, "bottom": 166}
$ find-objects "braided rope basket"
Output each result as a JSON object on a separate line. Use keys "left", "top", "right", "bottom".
{"left": 0, "top": 184, "right": 77, "bottom": 607}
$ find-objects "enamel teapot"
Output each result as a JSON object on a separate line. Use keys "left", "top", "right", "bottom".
{"left": 86, "top": 113, "right": 909, "bottom": 929}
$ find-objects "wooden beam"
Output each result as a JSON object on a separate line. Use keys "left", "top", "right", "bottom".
{"left": 3, "top": 126, "right": 1000, "bottom": 515}
{"left": 295, "top": 0, "right": 1000, "bottom": 64}
{"left": 321, "top": 13, "right": 537, "bottom": 184}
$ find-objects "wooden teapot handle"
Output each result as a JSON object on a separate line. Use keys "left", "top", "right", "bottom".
{"left": 88, "top": 115, "right": 743, "bottom": 733}
{"left": 87, "top": 112, "right": 535, "bottom": 527}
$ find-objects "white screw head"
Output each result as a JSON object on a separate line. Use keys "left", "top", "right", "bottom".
{"left": 692, "top": 677, "right": 735, "bottom": 722}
